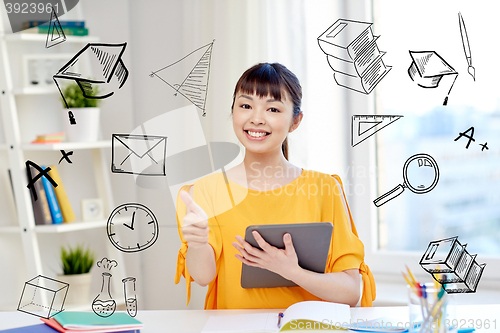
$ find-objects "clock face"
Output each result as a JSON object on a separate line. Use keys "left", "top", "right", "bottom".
{"left": 107, "top": 203, "right": 159, "bottom": 253}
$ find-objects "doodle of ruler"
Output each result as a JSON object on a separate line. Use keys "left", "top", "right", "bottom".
{"left": 150, "top": 41, "right": 214, "bottom": 116}
{"left": 126, "top": 105, "right": 245, "bottom": 218}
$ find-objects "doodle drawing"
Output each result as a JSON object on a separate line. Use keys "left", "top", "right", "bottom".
{"left": 420, "top": 237, "right": 486, "bottom": 293}
{"left": 111, "top": 134, "right": 167, "bottom": 176}
{"left": 92, "top": 258, "right": 118, "bottom": 318}
{"left": 408, "top": 51, "right": 458, "bottom": 105}
{"left": 150, "top": 40, "right": 215, "bottom": 116}
{"left": 122, "top": 277, "right": 137, "bottom": 317}
{"left": 54, "top": 43, "right": 129, "bottom": 124}
{"left": 18, "top": 275, "right": 69, "bottom": 319}
{"left": 373, "top": 153, "right": 439, "bottom": 207}
{"left": 458, "top": 12, "right": 475, "bottom": 81}
{"left": 107, "top": 203, "right": 159, "bottom": 253}
{"left": 317, "top": 18, "right": 391, "bottom": 94}
{"left": 45, "top": 6, "right": 66, "bottom": 49}
{"left": 351, "top": 115, "right": 402, "bottom": 147}
{"left": 58, "top": 150, "right": 73, "bottom": 164}
{"left": 26, "top": 161, "right": 58, "bottom": 202}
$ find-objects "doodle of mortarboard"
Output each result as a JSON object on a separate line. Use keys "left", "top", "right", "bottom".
{"left": 53, "top": 43, "right": 129, "bottom": 124}
{"left": 408, "top": 51, "right": 458, "bottom": 105}
{"left": 420, "top": 236, "right": 486, "bottom": 293}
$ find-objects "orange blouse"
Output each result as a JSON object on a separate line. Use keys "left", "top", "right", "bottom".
{"left": 175, "top": 169, "right": 376, "bottom": 309}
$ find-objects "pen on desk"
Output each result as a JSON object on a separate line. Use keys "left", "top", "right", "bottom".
{"left": 277, "top": 312, "right": 284, "bottom": 328}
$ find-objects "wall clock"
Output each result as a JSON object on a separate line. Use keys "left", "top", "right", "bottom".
{"left": 106, "top": 203, "right": 159, "bottom": 253}
{"left": 81, "top": 198, "right": 104, "bottom": 221}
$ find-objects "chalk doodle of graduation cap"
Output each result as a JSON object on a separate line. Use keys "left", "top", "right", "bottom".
{"left": 113, "top": 105, "right": 245, "bottom": 217}
{"left": 54, "top": 42, "right": 129, "bottom": 124}
{"left": 408, "top": 51, "right": 458, "bottom": 105}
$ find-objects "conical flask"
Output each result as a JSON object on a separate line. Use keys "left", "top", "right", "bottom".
{"left": 92, "top": 272, "right": 116, "bottom": 317}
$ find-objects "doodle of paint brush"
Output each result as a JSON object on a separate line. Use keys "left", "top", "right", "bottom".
{"left": 458, "top": 12, "right": 475, "bottom": 81}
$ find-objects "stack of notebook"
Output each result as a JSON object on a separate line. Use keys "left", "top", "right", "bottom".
{"left": 317, "top": 18, "right": 391, "bottom": 94}
{"left": 1, "top": 312, "right": 142, "bottom": 332}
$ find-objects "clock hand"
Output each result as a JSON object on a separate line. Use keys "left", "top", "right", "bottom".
{"left": 123, "top": 211, "right": 136, "bottom": 230}
{"left": 130, "top": 211, "right": 135, "bottom": 229}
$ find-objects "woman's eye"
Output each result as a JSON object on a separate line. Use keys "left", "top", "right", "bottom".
{"left": 269, "top": 107, "right": 280, "bottom": 113}
{"left": 241, "top": 104, "right": 251, "bottom": 109}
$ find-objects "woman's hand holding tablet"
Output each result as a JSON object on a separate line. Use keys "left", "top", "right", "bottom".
{"left": 232, "top": 231, "right": 300, "bottom": 281}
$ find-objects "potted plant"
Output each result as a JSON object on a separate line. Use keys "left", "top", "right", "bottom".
{"left": 58, "top": 244, "right": 95, "bottom": 305}
{"left": 60, "top": 83, "right": 102, "bottom": 142}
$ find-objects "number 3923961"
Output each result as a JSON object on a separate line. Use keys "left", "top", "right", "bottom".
{"left": 5, "top": 2, "right": 59, "bottom": 14}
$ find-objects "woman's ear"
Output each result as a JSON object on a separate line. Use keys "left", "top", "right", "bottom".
{"left": 289, "top": 112, "right": 303, "bottom": 133}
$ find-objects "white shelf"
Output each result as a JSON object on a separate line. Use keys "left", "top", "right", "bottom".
{"left": 22, "top": 140, "right": 111, "bottom": 151}
{"left": 3, "top": 34, "right": 99, "bottom": 43}
{"left": 34, "top": 216, "right": 129, "bottom": 234}
{"left": 0, "top": 226, "right": 22, "bottom": 233}
{"left": 0, "top": 143, "right": 9, "bottom": 150}
{"left": 13, "top": 86, "right": 59, "bottom": 95}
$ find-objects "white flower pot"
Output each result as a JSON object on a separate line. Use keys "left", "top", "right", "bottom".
{"left": 57, "top": 273, "right": 92, "bottom": 305}
{"left": 63, "top": 107, "right": 101, "bottom": 142}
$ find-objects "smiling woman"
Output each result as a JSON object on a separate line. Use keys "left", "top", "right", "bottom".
{"left": 174, "top": 63, "right": 376, "bottom": 310}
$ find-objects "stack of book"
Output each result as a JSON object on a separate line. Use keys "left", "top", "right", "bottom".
{"left": 27, "top": 165, "right": 76, "bottom": 225}
{"left": 21, "top": 20, "right": 88, "bottom": 36}
{"left": 317, "top": 18, "right": 391, "bottom": 94}
{"left": 32, "top": 132, "right": 66, "bottom": 144}
{"left": 40, "top": 312, "right": 143, "bottom": 333}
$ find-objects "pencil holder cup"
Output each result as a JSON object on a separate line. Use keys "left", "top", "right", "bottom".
{"left": 407, "top": 283, "right": 456, "bottom": 333}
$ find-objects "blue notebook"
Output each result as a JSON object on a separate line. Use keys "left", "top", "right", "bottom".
{"left": 0, "top": 324, "right": 58, "bottom": 332}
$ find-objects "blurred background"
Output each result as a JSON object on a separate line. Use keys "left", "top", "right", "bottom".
{"left": 0, "top": 0, "right": 498, "bottom": 311}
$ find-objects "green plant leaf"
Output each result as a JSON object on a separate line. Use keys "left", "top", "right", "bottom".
{"left": 60, "top": 244, "right": 96, "bottom": 275}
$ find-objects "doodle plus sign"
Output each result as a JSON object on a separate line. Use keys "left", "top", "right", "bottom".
{"left": 59, "top": 150, "right": 74, "bottom": 164}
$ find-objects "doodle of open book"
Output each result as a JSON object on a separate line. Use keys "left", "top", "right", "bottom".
{"left": 150, "top": 40, "right": 214, "bottom": 116}
{"left": 111, "top": 134, "right": 167, "bottom": 176}
{"left": 54, "top": 43, "right": 129, "bottom": 124}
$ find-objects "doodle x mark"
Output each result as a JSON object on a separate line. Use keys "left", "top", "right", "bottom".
{"left": 26, "top": 161, "right": 58, "bottom": 201}
{"left": 480, "top": 142, "right": 489, "bottom": 151}
{"left": 59, "top": 150, "right": 74, "bottom": 164}
{"left": 454, "top": 126, "right": 475, "bottom": 149}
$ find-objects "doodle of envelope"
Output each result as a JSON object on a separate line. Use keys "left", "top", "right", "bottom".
{"left": 111, "top": 134, "right": 167, "bottom": 176}
{"left": 53, "top": 43, "right": 129, "bottom": 103}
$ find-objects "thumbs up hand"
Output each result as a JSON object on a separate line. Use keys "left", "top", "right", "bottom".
{"left": 180, "top": 190, "right": 210, "bottom": 249}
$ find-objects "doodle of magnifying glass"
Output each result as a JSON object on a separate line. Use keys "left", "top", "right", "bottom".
{"left": 374, "top": 153, "right": 439, "bottom": 207}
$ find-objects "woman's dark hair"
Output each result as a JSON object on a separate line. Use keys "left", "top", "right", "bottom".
{"left": 231, "top": 63, "right": 302, "bottom": 160}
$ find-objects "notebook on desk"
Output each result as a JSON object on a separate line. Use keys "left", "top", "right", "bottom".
{"left": 240, "top": 222, "right": 333, "bottom": 289}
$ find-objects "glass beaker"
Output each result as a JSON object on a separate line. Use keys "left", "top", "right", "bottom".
{"left": 92, "top": 272, "right": 116, "bottom": 317}
{"left": 122, "top": 277, "right": 137, "bottom": 317}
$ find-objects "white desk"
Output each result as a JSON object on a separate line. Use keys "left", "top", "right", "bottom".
{"left": 1, "top": 305, "right": 499, "bottom": 332}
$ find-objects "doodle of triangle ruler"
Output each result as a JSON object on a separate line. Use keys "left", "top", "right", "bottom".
{"left": 151, "top": 41, "right": 214, "bottom": 116}
{"left": 351, "top": 115, "right": 403, "bottom": 147}
{"left": 45, "top": 9, "right": 66, "bottom": 48}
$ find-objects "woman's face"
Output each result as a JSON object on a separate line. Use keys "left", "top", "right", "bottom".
{"left": 232, "top": 89, "right": 300, "bottom": 156}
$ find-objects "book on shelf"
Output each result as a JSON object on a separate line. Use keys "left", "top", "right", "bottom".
{"left": 27, "top": 166, "right": 53, "bottom": 225}
{"left": 31, "top": 132, "right": 65, "bottom": 144}
{"left": 21, "top": 26, "right": 89, "bottom": 36}
{"left": 22, "top": 20, "right": 85, "bottom": 29}
{"left": 40, "top": 311, "right": 143, "bottom": 333}
{"left": 41, "top": 166, "right": 63, "bottom": 224}
{"left": 318, "top": 18, "right": 391, "bottom": 94}
{"left": 48, "top": 165, "right": 76, "bottom": 223}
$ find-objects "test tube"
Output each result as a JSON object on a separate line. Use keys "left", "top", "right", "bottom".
{"left": 122, "top": 277, "right": 137, "bottom": 317}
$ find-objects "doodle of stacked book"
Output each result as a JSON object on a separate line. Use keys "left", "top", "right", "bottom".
{"left": 317, "top": 18, "right": 391, "bottom": 94}
{"left": 420, "top": 236, "right": 486, "bottom": 293}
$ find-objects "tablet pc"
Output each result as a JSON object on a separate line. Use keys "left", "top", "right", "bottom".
{"left": 240, "top": 222, "right": 333, "bottom": 289}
